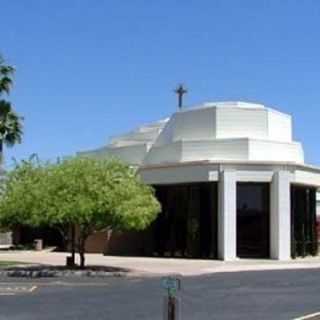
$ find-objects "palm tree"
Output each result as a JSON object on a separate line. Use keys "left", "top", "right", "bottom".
{"left": 0, "top": 100, "right": 23, "bottom": 164}
{"left": 0, "top": 55, "right": 14, "bottom": 95}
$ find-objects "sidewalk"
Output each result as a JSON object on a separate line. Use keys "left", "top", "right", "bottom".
{"left": 1, "top": 251, "right": 320, "bottom": 276}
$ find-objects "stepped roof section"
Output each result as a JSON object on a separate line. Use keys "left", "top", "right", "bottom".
{"left": 78, "top": 101, "right": 305, "bottom": 166}
{"left": 78, "top": 118, "right": 168, "bottom": 165}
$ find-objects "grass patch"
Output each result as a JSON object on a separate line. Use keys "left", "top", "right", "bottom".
{"left": 0, "top": 261, "right": 28, "bottom": 268}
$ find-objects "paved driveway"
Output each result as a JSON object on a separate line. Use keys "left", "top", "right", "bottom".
{"left": 0, "top": 269, "right": 320, "bottom": 319}
{"left": 2, "top": 251, "right": 320, "bottom": 275}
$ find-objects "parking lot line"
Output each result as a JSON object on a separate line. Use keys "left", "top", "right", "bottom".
{"left": 0, "top": 285, "right": 38, "bottom": 295}
{"left": 293, "top": 312, "right": 320, "bottom": 320}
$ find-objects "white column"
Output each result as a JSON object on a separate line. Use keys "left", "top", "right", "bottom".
{"left": 270, "top": 170, "right": 291, "bottom": 260}
{"left": 218, "top": 170, "right": 237, "bottom": 261}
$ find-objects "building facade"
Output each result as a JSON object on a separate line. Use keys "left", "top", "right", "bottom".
{"left": 80, "top": 101, "right": 320, "bottom": 260}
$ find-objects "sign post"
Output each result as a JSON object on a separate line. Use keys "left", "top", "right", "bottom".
{"left": 161, "top": 276, "right": 181, "bottom": 320}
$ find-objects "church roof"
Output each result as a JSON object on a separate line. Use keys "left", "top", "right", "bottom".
{"left": 78, "top": 101, "right": 304, "bottom": 166}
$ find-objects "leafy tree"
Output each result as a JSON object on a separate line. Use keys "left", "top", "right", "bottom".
{"left": 0, "top": 55, "right": 14, "bottom": 95}
{"left": 0, "top": 55, "right": 23, "bottom": 164}
{"left": 0, "top": 156, "right": 50, "bottom": 229}
{"left": 0, "top": 157, "right": 160, "bottom": 268}
{"left": 0, "top": 100, "right": 23, "bottom": 164}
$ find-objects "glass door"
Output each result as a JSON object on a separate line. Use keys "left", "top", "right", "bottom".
{"left": 236, "top": 183, "right": 270, "bottom": 258}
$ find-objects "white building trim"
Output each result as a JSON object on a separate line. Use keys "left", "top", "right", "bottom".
{"left": 218, "top": 170, "right": 237, "bottom": 260}
{"left": 270, "top": 171, "right": 291, "bottom": 260}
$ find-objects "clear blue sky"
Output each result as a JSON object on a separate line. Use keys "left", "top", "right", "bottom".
{"left": 2, "top": 0, "right": 320, "bottom": 167}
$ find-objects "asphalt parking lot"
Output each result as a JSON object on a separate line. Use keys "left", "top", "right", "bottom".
{"left": 0, "top": 269, "right": 320, "bottom": 320}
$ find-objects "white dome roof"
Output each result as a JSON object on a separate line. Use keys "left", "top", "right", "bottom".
{"left": 188, "top": 101, "right": 266, "bottom": 110}
{"left": 80, "top": 101, "right": 304, "bottom": 166}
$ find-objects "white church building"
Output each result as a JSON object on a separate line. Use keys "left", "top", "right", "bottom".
{"left": 80, "top": 101, "right": 320, "bottom": 261}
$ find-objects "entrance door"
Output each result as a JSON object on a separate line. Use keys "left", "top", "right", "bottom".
{"left": 185, "top": 184, "right": 218, "bottom": 258}
{"left": 237, "top": 183, "right": 270, "bottom": 258}
{"left": 151, "top": 183, "right": 218, "bottom": 259}
{"left": 291, "top": 186, "right": 317, "bottom": 257}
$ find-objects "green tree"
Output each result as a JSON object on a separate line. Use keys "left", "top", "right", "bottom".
{"left": 0, "top": 156, "right": 50, "bottom": 228}
{"left": 0, "top": 100, "right": 23, "bottom": 164}
{"left": 0, "top": 157, "right": 160, "bottom": 268}
{"left": 0, "top": 55, "right": 14, "bottom": 95}
{"left": 0, "top": 55, "right": 23, "bottom": 164}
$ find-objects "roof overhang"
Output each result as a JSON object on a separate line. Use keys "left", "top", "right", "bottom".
{"left": 138, "top": 160, "right": 320, "bottom": 187}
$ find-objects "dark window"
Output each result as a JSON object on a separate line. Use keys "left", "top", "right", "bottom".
{"left": 148, "top": 183, "right": 218, "bottom": 259}
{"left": 236, "top": 183, "right": 270, "bottom": 258}
{"left": 291, "top": 186, "right": 317, "bottom": 258}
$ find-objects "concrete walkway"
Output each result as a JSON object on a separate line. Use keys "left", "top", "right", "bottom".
{"left": 1, "top": 251, "right": 320, "bottom": 276}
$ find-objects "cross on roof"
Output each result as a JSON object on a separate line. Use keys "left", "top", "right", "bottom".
{"left": 174, "top": 84, "right": 187, "bottom": 110}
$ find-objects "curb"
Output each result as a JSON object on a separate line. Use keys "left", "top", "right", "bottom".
{"left": 0, "top": 270, "right": 127, "bottom": 278}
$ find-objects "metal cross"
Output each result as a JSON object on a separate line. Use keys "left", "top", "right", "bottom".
{"left": 174, "top": 84, "right": 187, "bottom": 110}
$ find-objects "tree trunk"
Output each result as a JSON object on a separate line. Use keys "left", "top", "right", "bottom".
{"left": 55, "top": 225, "right": 75, "bottom": 268}
{"left": 71, "top": 224, "right": 76, "bottom": 266}
{"left": 79, "top": 234, "right": 86, "bottom": 269}
{"left": 79, "top": 249, "right": 85, "bottom": 269}
{"left": 0, "top": 140, "right": 3, "bottom": 166}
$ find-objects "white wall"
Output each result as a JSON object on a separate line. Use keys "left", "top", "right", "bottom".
{"left": 143, "top": 142, "right": 182, "bottom": 165}
{"left": 110, "top": 130, "right": 160, "bottom": 147}
{"left": 181, "top": 139, "right": 249, "bottom": 162}
{"left": 249, "top": 140, "right": 304, "bottom": 163}
{"left": 144, "top": 138, "right": 304, "bottom": 165}
{"left": 216, "top": 107, "right": 268, "bottom": 140}
{"left": 139, "top": 164, "right": 219, "bottom": 185}
{"left": 173, "top": 107, "right": 217, "bottom": 142}
{"left": 153, "top": 107, "right": 217, "bottom": 146}
{"left": 294, "top": 170, "right": 320, "bottom": 186}
{"left": 80, "top": 144, "right": 149, "bottom": 165}
{"left": 267, "top": 110, "right": 292, "bottom": 142}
